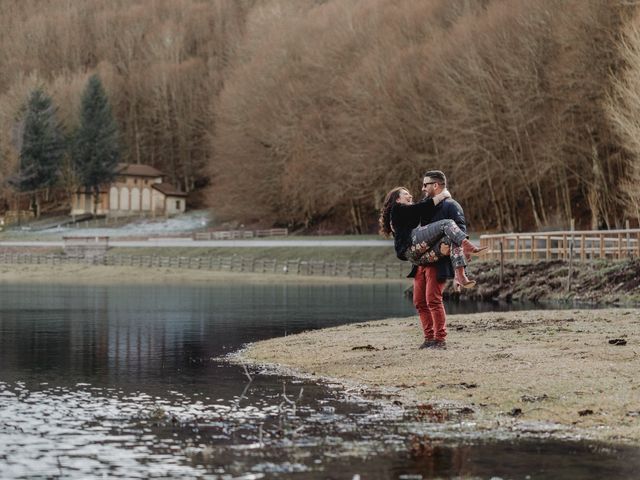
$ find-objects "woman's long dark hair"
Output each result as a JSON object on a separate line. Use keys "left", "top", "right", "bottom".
{"left": 378, "top": 187, "right": 407, "bottom": 237}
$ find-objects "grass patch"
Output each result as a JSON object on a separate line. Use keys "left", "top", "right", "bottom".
{"left": 108, "top": 246, "right": 399, "bottom": 263}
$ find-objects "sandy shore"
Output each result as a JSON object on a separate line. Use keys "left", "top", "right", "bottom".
{"left": 0, "top": 263, "right": 405, "bottom": 285}
{"left": 238, "top": 309, "right": 640, "bottom": 445}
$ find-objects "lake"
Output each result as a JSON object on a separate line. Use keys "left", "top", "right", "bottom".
{"left": 0, "top": 280, "right": 637, "bottom": 479}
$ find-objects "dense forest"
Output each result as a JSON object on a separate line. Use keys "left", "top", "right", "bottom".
{"left": 1, "top": 0, "right": 640, "bottom": 232}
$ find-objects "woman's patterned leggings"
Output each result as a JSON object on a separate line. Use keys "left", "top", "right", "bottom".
{"left": 404, "top": 219, "right": 467, "bottom": 268}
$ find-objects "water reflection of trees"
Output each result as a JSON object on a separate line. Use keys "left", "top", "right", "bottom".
{"left": 0, "top": 282, "right": 413, "bottom": 385}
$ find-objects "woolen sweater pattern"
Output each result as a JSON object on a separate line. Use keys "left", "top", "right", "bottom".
{"left": 390, "top": 198, "right": 437, "bottom": 260}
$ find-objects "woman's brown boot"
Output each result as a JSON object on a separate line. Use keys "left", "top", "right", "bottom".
{"left": 462, "top": 239, "right": 488, "bottom": 258}
{"left": 454, "top": 267, "right": 476, "bottom": 291}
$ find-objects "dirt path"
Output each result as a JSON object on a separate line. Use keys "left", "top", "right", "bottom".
{"left": 238, "top": 309, "right": 640, "bottom": 445}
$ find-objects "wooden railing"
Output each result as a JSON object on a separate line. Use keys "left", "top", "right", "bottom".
{"left": 480, "top": 229, "right": 640, "bottom": 261}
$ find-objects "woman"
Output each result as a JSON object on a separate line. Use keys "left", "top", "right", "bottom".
{"left": 379, "top": 186, "right": 484, "bottom": 289}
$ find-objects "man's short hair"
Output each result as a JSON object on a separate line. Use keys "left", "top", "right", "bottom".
{"left": 424, "top": 170, "right": 447, "bottom": 186}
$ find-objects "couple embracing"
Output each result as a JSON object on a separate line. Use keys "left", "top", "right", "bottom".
{"left": 379, "top": 170, "right": 486, "bottom": 350}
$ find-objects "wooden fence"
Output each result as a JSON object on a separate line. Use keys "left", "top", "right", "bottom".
{"left": 0, "top": 252, "right": 406, "bottom": 279}
{"left": 193, "top": 228, "right": 288, "bottom": 240}
{"left": 480, "top": 229, "right": 640, "bottom": 261}
{"left": 63, "top": 236, "right": 110, "bottom": 257}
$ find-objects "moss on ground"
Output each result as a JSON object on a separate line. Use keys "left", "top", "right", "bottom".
{"left": 465, "top": 259, "right": 640, "bottom": 306}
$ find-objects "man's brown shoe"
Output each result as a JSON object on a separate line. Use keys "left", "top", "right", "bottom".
{"left": 419, "top": 340, "right": 437, "bottom": 349}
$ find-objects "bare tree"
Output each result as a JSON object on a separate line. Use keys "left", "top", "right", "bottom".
{"left": 606, "top": 8, "right": 640, "bottom": 226}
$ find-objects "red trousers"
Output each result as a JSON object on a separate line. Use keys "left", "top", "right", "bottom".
{"left": 413, "top": 265, "right": 447, "bottom": 341}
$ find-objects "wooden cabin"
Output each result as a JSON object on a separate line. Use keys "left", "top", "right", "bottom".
{"left": 71, "top": 164, "right": 187, "bottom": 217}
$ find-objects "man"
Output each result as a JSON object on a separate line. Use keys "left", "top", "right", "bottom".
{"left": 410, "top": 170, "right": 467, "bottom": 350}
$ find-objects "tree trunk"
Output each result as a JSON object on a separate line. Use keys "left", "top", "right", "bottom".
{"left": 525, "top": 184, "right": 542, "bottom": 230}
{"left": 488, "top": 181, "right": 503, "bottom": 231}
{"left": 535, "top": 179, "right": 548, "bottom": 225}
{"left": 350, "top": 200, "right": 363, "bottom": 234}
{"left": 93, "top": 187, "right": 100, "bottom": 216}
{"left": 560, "top": 166, "right": 573, "bottom": 228}
{"left": 31, "top": 193, "right": 40, "bottom": 218}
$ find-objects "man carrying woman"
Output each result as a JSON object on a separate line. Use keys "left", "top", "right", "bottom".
{"left": 379, "top": 170, "right": 484, "bottom": 349}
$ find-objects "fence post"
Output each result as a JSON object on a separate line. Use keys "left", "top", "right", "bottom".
{"left": 599, "top": 233, "right": 605, "bottom": 259}
{"left": 566, "top": 241, "right": 574, "bottom": 293}
{"left": 566, "top": 219, "right": 575, "bottom": 293}
{"left": 546, "top": 235, "right": 550, "bottom": 260}
{"left": 618, "top": 232, "right": 623, "bottom": 260}
{"left": 530, "top": 234, "right": 535, "bottom": 260}
{"left": 499, "top": 240, "right": 504, "bottom": 287}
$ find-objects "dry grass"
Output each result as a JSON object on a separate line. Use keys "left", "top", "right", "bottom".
{"left": 0, "top": 263, "right": 404, "bottom": 285}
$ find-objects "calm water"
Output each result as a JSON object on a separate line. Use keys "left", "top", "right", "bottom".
{"left": 0, "top": 281, "right": 637, "bottom": 479}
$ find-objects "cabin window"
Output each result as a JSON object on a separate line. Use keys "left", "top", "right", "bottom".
{"left": 176, "top": 200, "right": 181, "bottom": 210}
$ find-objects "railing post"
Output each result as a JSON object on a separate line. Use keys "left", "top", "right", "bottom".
{"left": 618, "top": 232, "right": 623, "bottom": 260}
{"left": 567, "top": 237, "right": 574, "bottom": 293}
{"left": 499, "top": 240, "right": 504, "bottom": 287}
{"left": 546, "top": 234, "right": 550, "bottom": 260}
{"left": 530, "top": 234, "right": 535, "bottom": 260}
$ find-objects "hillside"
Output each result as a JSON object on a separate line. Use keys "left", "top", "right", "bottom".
{"left": 1, "top": 0, "right": 640, "bottom": 232}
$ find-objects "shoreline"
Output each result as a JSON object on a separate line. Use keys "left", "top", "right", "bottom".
{"left": 236, "top": 309, "right": 640, "bottom": 446}
{"left": 0, "top": 255, "right": 637, "bottom": 305}
{"left": 0, "top": 263, "right": 406, "bottom": 285}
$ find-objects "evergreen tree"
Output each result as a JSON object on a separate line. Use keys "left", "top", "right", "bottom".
{"left": 12, "top": 89, "right": 66, "bottom": 206}
{"left": 73, "top": 74, "right": 120, "bottom": 214}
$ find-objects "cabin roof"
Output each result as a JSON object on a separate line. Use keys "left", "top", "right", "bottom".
{"left": 152, "top": 182, "right": 187, "bottom": 197}
{"left": 116, "top": 163, "right": 164, "bottom": 177}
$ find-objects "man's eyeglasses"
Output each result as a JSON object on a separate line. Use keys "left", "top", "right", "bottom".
{"left": 423, "top": 182, "right": 437, "bottom": 187}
